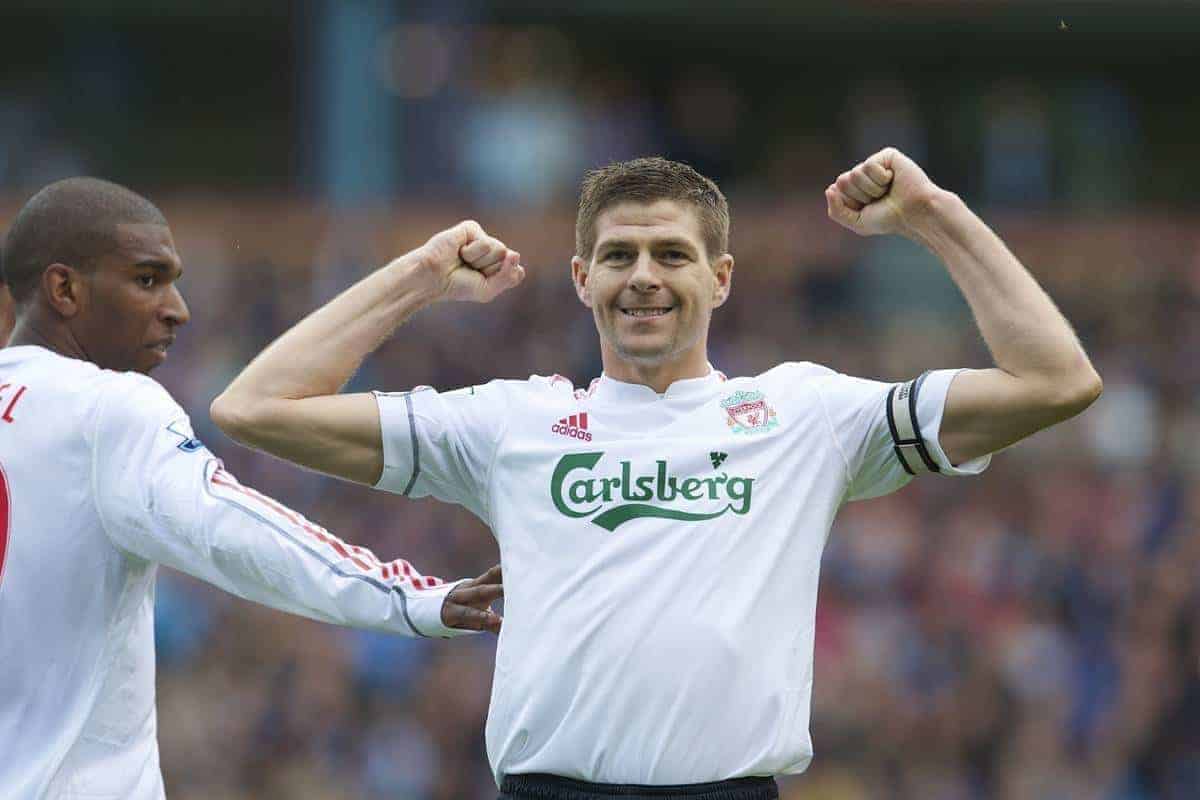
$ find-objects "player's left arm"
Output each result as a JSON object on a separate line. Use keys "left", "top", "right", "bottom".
{"left": 826, "top": 147, "right": 1102, "bottom": 465}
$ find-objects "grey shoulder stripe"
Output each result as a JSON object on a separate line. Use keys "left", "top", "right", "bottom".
{"left": 402, "top": 392, "right": 421, "bottom": 496}
{"left": 202, "top": 465, "right": 428, "bottom": 638}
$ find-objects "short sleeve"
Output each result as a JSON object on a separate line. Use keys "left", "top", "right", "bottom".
{"left": 814, "top": 368, "right": 991, "bottom": 502}
{"left": 372, "top": 381, "right": 509, "bottom": 525}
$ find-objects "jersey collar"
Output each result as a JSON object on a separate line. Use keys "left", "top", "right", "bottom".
{"left": 0, "top": 345, "right": 52, "bottom": 363}
{"left": 591, "top": 366, "right": 726, "bottom": 404}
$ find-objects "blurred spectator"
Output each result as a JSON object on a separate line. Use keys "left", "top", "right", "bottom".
{"left": 666, "top": 68, "right": 745, "bottom": 180}
{"left": 981, "top": 82, "right": 1053, "bottom": 208}
{"left": 845, "top": 79, "right": 928, "bottom": 166}
{"left": 1060, "top": 81, "right": 1139, "bottom": 210}
{"left": 458, "top": 28, "right": 589, "bottom": 207}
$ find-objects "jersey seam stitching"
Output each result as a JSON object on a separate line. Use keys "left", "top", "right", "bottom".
{"left": 89, "top": 378, "right": 124, "bottom": 550}
{"left": 813, "top": 377, "right": 854, "bottom": 486}
{"left": 78, "top": 376, "right": 150, "bottom": 784}
{"left": 481, "top": 382, "right": 512, "bottom": 528}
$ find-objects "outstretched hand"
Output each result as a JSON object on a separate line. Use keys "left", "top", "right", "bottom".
{"left": 441, "top": 564, "right": 503, "bottom": 634}
{"left": 413, "top": 220, "right": 526, "bottom": 304}
{"left": 825, "top": 147, "right": 944, "bottom": 239}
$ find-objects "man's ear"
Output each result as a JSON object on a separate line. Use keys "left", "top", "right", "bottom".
{"left": 43, "top": 263, "right": 87, "bottom": 319}
{"left": 571, "top": 256, "right": 592, "bottom": 308}
{"left": 711, "top": 253, "right": 734, "bottom": 309}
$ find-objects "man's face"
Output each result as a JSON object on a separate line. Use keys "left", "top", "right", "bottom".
{"left": 572, "top": 200, "right": 732, "bottom": 370}
{"left": 74, "top": 223, "right": 190, "bottom": 373}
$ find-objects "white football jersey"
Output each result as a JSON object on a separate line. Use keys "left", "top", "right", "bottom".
{"left": 0, "top": 346, "right": 465, "bottom": 800}
{"left": 374, "top": 363, "right": 990, "bottom": 785}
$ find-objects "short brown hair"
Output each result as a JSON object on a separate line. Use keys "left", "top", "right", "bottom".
{"left": 575, "top": 157, "right": 729, "bottom": 260}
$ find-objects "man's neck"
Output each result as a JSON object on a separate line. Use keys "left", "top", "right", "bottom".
{"left": 600, "top": 347, "right": 712, "bottom": 395}
{"left": 8, "top": 315, "right": 88, "bottom": 362}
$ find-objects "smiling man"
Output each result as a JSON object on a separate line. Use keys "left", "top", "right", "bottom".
{"left": 0, "top": 178, "right": 502, "bottom": 799}
{"left": 213, "top": 152, "right": 1102, "bottom": 800}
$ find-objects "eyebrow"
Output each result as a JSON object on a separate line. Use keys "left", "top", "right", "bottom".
{"left": 596, "top": 237, "right": 698, "bottom": 252}
{"left": 134, "top": 259, "right": 184, "bottom": 279}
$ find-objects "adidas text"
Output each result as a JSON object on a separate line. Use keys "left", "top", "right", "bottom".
{"left": 552, "top": 413, "right": 593, "bottom": 442}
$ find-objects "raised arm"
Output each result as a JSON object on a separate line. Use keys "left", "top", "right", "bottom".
{"left": 826, "top": 148, "right": 1102, "bottom": 465}
{"left": 210, "top": 221, "right": 524, "bottom": 484}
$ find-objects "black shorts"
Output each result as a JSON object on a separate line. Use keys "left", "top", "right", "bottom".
{"left": 498, "top": 773, "right": 779, "bottom": 800}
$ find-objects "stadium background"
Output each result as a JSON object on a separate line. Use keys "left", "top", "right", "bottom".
{"left": 2, "top": 1, "right": 1199, "bottom": 797}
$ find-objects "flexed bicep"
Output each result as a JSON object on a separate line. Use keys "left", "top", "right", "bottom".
{"left": 210, "top": 392, "right": 384, "bottom": 485}
{"left": 938, "top": 367, "right": 1093, "bottom": 466}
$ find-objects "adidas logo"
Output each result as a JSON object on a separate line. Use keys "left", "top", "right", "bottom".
{"left": 551, "top": 413, "right": 593, "bottom": 442}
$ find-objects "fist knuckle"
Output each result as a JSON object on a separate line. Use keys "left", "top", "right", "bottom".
{"left": 456, "top": 219, "right": 483, "bottom": 239}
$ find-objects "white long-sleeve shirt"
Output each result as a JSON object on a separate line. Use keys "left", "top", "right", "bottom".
{"left": 373, "top": 363, "right": 990, "bottom": 785}
{"left": 0, "top": 345, "right": 465, "bottom": 799}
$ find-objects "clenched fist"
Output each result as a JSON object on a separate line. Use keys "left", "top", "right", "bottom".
{"left": 825, "top": 148, "right": 945, "bottom": 239}
{"left": 410, "top": 220, "right": 526, "bottom": 303}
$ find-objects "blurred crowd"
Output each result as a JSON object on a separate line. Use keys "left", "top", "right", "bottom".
{"left": 97, "top": 190, "right": 1195, "bottom": 800}
{"left": 2, "top": 8, "right": 1198, "bottom": 799}
{"left": 0, "top": 16, "right": 1151, "bottom": 211}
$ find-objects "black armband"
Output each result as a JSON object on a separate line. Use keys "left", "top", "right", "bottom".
{"left": 885, "top": 371, "right": 940, "bottom": 475}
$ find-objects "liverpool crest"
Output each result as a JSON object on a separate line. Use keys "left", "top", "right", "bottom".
{"left": 720, "top": 390, "right": 778, "bottom": 434}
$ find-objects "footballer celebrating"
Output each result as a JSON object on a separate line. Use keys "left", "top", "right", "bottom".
{"left": 0, "top": 178, "right": 503, "bottom": 800}
{"left": 214, "top": 149, "right": 1102, "bottom": 800}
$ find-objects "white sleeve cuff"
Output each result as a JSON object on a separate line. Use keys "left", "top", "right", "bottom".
{"left": 373, "top": 390, "right": 425, "bottom": 495}
{"left": 917, "top": 369, "right": 991, "bottom": 476}
{"left": 403, "top": 578, "right": 480, "bottom": 638}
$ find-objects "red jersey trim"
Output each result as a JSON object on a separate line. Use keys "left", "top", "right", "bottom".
{"left": 209, "top": 466, "right": 442, "bottom": 590}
